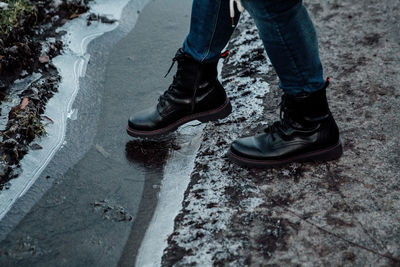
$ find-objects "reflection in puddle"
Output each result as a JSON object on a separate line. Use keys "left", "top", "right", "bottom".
{"left": 125, "top": 137, "right": 179, "bottom": 168}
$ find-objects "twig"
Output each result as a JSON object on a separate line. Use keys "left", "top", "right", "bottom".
{"left": 278, "top": 202, "right": 400, "bottom": 263}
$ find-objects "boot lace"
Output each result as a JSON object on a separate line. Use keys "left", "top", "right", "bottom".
{"left": 158, "top": 54, "right": 185, "bottom": 108}
{"left": 264, "top": 95, "right": 291, "bottom": 141}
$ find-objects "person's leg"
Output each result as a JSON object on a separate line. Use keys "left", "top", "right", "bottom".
{"left": 127, "top": 0, "right": 239, "bottom": 138}
{"left": 183, "top": 0, "right": 240, "bottom": 63}
{"left": 228, "top": 0, "right": 342, "bottom": 167}
{"left": 241, "top": 0, "right": 325, "bottom": 95}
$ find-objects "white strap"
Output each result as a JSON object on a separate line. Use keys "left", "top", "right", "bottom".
{"left": 229, "top": 0, "right": 244, "bottom": 27}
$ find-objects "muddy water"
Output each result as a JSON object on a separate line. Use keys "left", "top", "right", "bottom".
{"left": 0, "top": 0, "right": 191, "bottom": 265}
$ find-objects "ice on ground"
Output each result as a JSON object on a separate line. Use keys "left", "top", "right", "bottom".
{"left": 0, "top": 0, "right": 149, "bottom": 221}
{"left": 136, "top": 122, "right": 205, "bottom": 267}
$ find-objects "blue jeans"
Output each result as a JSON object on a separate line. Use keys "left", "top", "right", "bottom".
{"left": 182, "top": 0, "right": 325, "bottom": 95}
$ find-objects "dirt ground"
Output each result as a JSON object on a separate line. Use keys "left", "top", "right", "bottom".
{"left": 162, "top": 0, "right": 400, "bottom": 266}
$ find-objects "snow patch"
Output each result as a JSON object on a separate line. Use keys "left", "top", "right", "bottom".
{"left": 0, "top": 2, "right": 8, "bottom": 10}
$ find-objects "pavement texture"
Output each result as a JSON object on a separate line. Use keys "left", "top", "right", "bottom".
{"left": 162, "top": 1, "right": 400, "bottom": 266}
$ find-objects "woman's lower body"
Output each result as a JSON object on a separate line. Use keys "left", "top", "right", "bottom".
{"left": 127, "top": 0, "right": 343, "bottom": 167}
{"left": 183, "top": 0, "right": 326, "bottom": 95}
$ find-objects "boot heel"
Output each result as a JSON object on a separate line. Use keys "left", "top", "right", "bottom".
{"left": 197, "top": 100, "right": 232, "bottom": 123}
{"left": 309, "top": 141, "right": 343, "bottom": 162}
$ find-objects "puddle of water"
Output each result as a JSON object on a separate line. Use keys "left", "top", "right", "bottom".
{"left": 0, "top": 0, "right": 149, "bottom": 220}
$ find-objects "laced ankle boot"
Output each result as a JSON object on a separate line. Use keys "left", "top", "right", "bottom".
{"left": 127, "top": 48, "right": 231, "bottom": 138}
{"left": 228, "top": 79, "right": 343, "bottom": 167}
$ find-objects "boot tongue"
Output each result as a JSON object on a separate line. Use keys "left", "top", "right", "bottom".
{"left": 174, "top": 53, "right": 218, "bottom": 90}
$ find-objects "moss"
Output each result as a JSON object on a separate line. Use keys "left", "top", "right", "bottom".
{"left": 0, "top": 0, "right": 37, "bottom": 40}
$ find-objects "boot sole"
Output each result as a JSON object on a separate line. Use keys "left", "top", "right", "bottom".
{"left": 228, "top": 140, "right": 343, "bottom": 168}
{"left": 126, "top": 99, "right": 232, "bottom": 138}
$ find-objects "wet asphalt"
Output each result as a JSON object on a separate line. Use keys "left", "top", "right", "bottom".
{"left": 0, "top": 0, "right": 191, "bottom": 266}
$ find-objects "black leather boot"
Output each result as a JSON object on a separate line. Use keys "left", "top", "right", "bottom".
{"left": 228, "top": 79, "right": 342, "bottom": 167}
{"left": 127, "top": 48, "right": 231, "bottom": 138}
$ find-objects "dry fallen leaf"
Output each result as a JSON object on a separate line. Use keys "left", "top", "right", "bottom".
{"left": 39, "top": 55, "right": 50, "bottom": 63}
{"left": 41, "top": 115, "right": 54, "bottom": 124}
{"left": 19, "top": 98, "right": 29, "bottom": 110}
{"left": 70, "top": 13, "right": 80, "bottom": 19}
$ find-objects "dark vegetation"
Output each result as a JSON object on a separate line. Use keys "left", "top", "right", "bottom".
{"left": 0, "top": 0, "right": 91, "bottom": 188}
{"left": 0, "top": 0, "right": 90, "bottom": 94}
